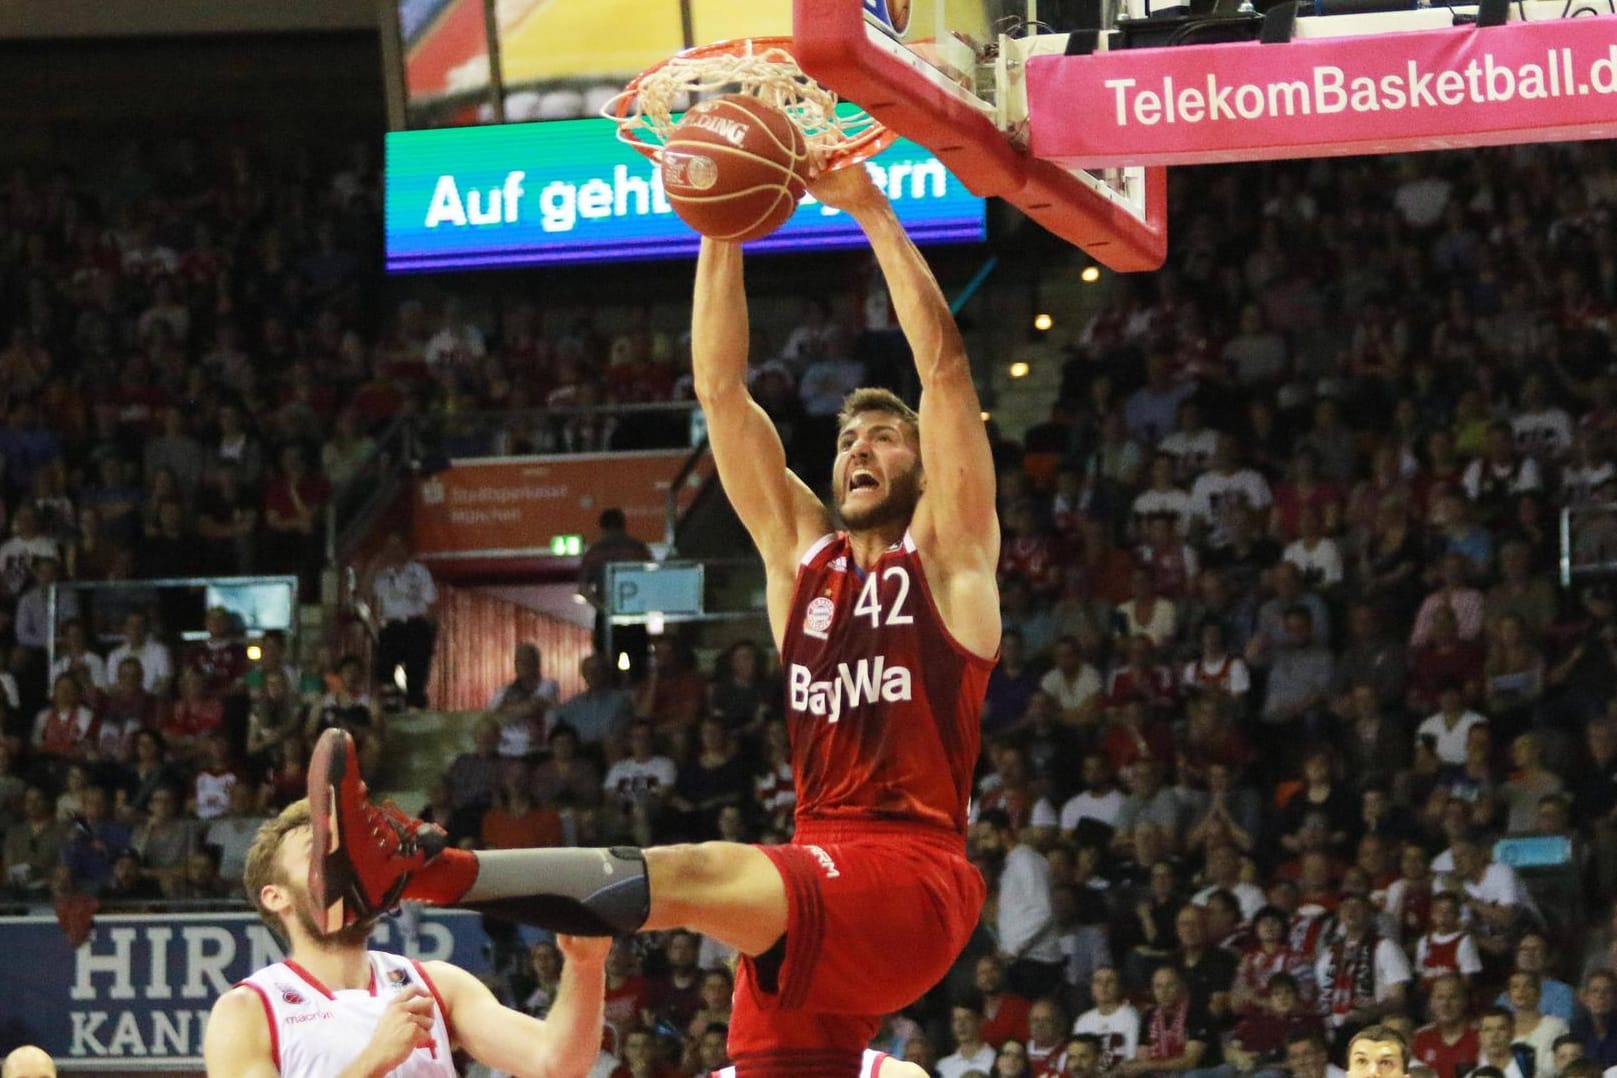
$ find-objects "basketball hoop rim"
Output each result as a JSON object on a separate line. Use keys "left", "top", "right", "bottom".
{"left": 606, "top": 36, "right": 899, "bottom": 173}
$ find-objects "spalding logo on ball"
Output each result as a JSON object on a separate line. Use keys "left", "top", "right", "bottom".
{"left": 660, "top": 94, "right": 810, "bottom": 243}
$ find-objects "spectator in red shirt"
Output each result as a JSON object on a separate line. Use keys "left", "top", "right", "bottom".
{"left": 262, "top": 442, "right": 330, "bottom": 589}
{"left": 1074, "top": 518, "right": 1136, "bottom": 607}
{"left": 977, "top": 743, "right": 1035, "bottom": 838}
{"left": 1270, "top": 449, "right": 1344, "bottom": 542}
{"left": 350, "top": 357, "right": 409, "bottom": 425}
{"left": 96, "top": 656, "right": 161, "bottom": 766}
{"left": 1413, "top": 974, "right": 1480, "bottom": 1078}
{"left": 32, "top": 673, "right": 99, "bottom": 763}
{"left": 1025, "top": 999, "right": 1069, "bottom": 1077}
{"left": 1414, "top": 892, "right": 1484, "bottom": 994}
{"left": 1407, "top": 607, "right": 1486, "bottom": 715}
{"left": 1107, "top": 636, "right": 1178, "bottom": 713}
{"left": 1000, "top": 503, "right": 1062, "bottom": 599}
{"left": 1379, "top": 846, "right": 1434, "bottom": 945}
{"left": 1233, "top": 907, "right": 1320, "bottom": 1016}
{"left": 975, "top": 955, "right": 1033, "bottom": 1048}
{"left": 610, "top": 1028, "right": 677, "bottom": 1078}
{"left": 186, "top": 606, "right": 248, "bottom": 698}
{"left": 264, "top": 731, "right": 311, "bottom": 811}
{"left": 481, "top": 768, "right": 564, "bottom": 850}
{"left": 164, "top": 667, "right": 225, "bottom": 763}
{"left": 1101, "top": 701, "right": 1176, "bottom": 776}
{"left": 1179, "top": 700, "right": 1253, "bottom": 793}
{"left": 634, "top": 636, "right": 707, "bottom": 754}
{"left": 1227, "top": 974, "right": 1325, "bottom": 1074}
{"left": 1280, "top": 848, "right": 1346, "bottom": 916}
{"left": 1138, "top": 514, "right": 1199, "bottom": 601}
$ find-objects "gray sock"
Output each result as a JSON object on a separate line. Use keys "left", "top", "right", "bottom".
{"left": 461, "top": 846, "right": 650, "bottom": 936}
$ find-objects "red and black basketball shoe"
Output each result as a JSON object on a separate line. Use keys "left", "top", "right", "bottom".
{"left": 307, "top": 728, "right": 447, "bottom": 933}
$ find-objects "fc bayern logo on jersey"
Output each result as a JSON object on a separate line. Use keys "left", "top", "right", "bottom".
{"left": 277, "top": 983, "right": 305, "bottom": 1006}
{"left": 803, "top": 596, "right": 835, "bottom": 639}
{"left": 387, "top": 968, "right": 410, "bottom": 987}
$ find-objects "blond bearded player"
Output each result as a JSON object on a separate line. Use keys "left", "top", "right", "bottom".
{"left": 303, "top": 166, "right": 999, "bottom": 1077}
{"left": 202, "top": 800, "right": 609, "bottom": 1078}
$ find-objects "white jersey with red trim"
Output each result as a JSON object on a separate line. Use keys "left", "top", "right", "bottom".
{"left": 237, "top": 951, "right": 455, "bottom": 1077}
{"left": 710, "top": 1050, "right": 894, "bottom": 1078}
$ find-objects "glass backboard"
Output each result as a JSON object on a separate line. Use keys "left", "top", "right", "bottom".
{"left": 796, "top": 0, "right": 1168, "bottom": 269}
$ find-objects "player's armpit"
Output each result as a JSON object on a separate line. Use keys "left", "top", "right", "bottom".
{"left": 690, "top": 239, "right": 829, "bottom": 569}
{"left": 845, "top": 200, "right": 998, "bottom": 574}
{"left": 203, "top": 986, "right": 281, "bottom": 1078}
{"left": 858, "top": 207, "right": 999, "bottom": 657}
{"left": 902, "top": 377, "right": 1001, "bottom": 661}
{"left": 696, "top": 379, "right": 829, "bottom": 567}
{"left": 911, "top": 362, "right": 998, "bottom": 566}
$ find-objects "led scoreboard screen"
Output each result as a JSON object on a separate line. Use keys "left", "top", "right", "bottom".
{"left": 384, "top": 117, "right": 986, "bottom": 271}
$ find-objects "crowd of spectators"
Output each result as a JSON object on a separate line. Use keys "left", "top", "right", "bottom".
{"left": 915, "top": 142, "right": 1617, "bottom": 1078}
{"left": 0, "top": 602, "right": 386, "bottom": 907}
{"left": 8, "top": 124, "right": 1617, "bottom": 1077}
{"left": 420, "top": 141, "right": 1617, "bottom": 1078}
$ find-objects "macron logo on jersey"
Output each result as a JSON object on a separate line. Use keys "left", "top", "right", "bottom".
{"left": 788, "top": 656, "right": 912, "bottom": 724}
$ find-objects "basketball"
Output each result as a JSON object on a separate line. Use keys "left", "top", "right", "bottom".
{"left": 660, "top": 94, "right": 809, "bottom": 243}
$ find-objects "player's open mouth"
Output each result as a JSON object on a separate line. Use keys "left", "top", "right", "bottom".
{"left": 849, "top": 470, "right": 879, "bottom": 493}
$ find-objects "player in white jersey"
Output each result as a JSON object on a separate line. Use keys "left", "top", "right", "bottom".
{"left": 203, "top": 800, "right": 609, "bottom": 1078}
{"left": 710, "top": 1051, "right": 927, "bottom": 1078}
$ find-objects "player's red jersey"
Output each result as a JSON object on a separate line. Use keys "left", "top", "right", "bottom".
{"left": 782, "top": 532, "right": 993, "bottom": 836}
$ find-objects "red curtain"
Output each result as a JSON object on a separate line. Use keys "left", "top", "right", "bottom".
{"left": 429, "top": 585, "right": 590, "bottom": 711}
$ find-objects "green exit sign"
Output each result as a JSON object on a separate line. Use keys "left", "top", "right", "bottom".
{"left": 549, "top": 534, "right": 582, "bottom": 556}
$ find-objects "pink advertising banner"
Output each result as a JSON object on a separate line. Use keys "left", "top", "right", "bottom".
{"left": 1027, "top": 16, "right": 1617, "bottom": 168}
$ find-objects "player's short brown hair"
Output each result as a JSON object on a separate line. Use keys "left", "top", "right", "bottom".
{"left": 1347, "top": 1025, "right": 1411, "bottom": 1069}
{"left": 837, "top": 387, "right": 919, "bottom": 440}
{"left": 242, "top": 799, "right": 310, "bottom": 939}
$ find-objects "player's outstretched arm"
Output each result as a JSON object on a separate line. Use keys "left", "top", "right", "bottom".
{"left": 431, "top": 935, "right": 608, "bottom": 1078}
{"left": 811, "top": 169, "right": 999, "bottom": 651}
{"left": 202, "top": 987, "right": 282, "bottom": 1077}
{"left": 691, "top": 238, "right": 829, "bottom": 578}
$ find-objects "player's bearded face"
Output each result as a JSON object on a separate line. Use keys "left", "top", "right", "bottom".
{"left": 833, "top": 414, "right": 923, "bottom": 531}
{"left": 276, "top": 839, "right": 375, "bottom": 948}
{"left": 281, "top": 871, "right": 375, "bottom": 947}
{"left": 837, "top": 457, "right": 921, "bottom": 530}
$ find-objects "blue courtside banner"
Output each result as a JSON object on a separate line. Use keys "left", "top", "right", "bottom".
{"left": 384, "top": 116, "right": 986, "bottom": 272}
{"left": 0, "top": 910, "right": 494, "bottom": 1069}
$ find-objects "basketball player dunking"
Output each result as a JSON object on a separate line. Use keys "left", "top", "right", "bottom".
{"left": 202, "top": 801, "right": 610, "bottom": 1077}
{"left": 305, "top": 165, "right": 998, "bottom": 1077}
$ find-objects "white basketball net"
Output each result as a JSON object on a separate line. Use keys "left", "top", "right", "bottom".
{"left": 606, "top": 41, "right": 884, "bottom": 169}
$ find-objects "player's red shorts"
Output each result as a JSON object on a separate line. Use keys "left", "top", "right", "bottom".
{"left": 726, "top": 819, "right": 985, "bottom": 1077}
